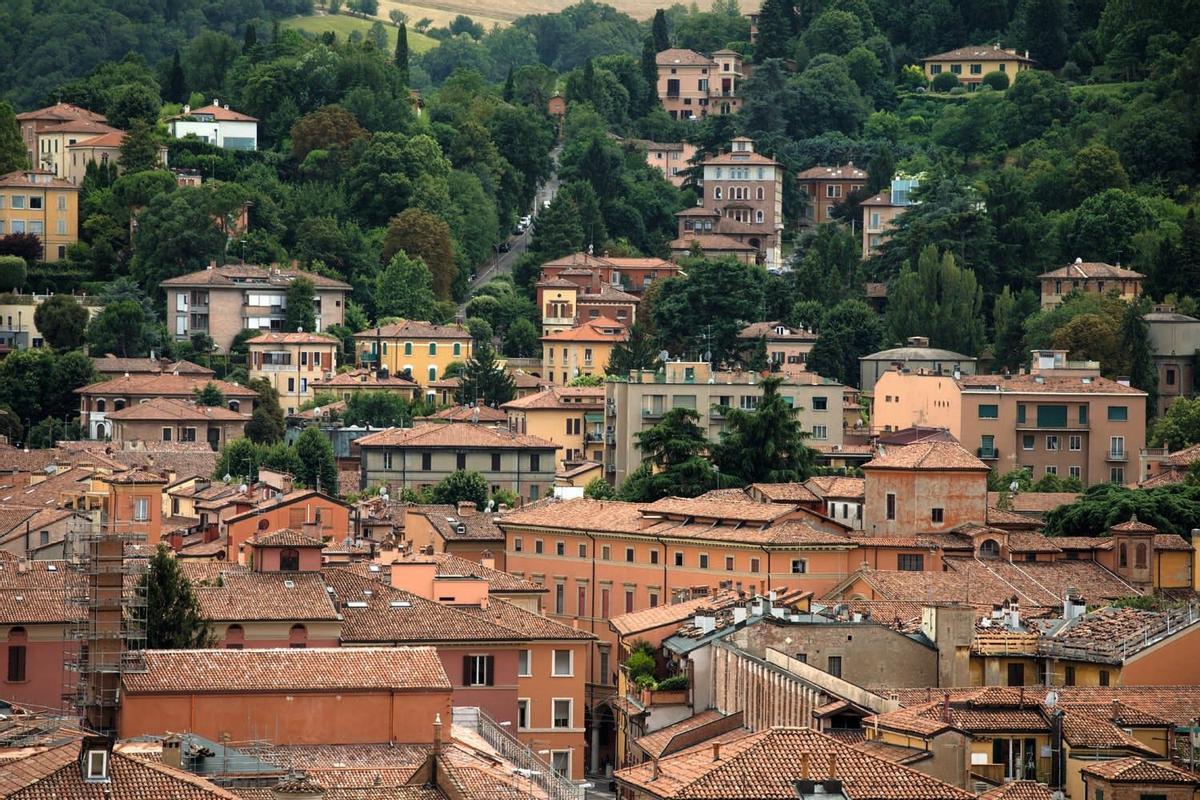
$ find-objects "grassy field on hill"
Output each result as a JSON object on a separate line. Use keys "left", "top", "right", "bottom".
{"left": 283, "top": 13, "right": 439, "bottom": 52}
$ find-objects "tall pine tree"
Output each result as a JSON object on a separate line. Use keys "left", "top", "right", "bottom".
{"left": 395, "top": 23, "right": 410, "bottom": 84}
{"left": 755, "top": 0, "right": 793, "bottom": 61}
{"left": 1120, "top": 299, "right": 1158, "bottom": 419}
{"left": 713, "top": 376, "right": 815, "bottom": 483}
{"left": 141, "top": 544, "right": 214, "bottom": 649}
{"left": 243, "top": 23, "right": 258, "bottom": 54}
{"left": 640, "top": 37, "right": 659, "bottom": 113}
{"left": 455, "top": 343, "right": 515, "bottom": 407}
{"left": 502, "top": 65, "right": 515, "bottom": 102}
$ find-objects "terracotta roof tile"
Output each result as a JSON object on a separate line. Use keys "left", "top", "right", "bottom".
{"left": 738, "top": 321, "right": 818, "bottom": 341}
{"left": 634, "top": 710, "right": 731, "bottom": 758}
{"left": 160, "top": 265, "right": 350, "bottom": 290}
{"left": 356, "top": 424, "right": 557, "bottom": 450}
{"left": 750, "top": 482, "right": 821, "bottom": 503}
{"left": 863, "top": 442, "right": 988, "bottom": 471}
{"left": 540, "top": 317, "right": 627, "bottom": 342}
{"left": 104, "top": 397, "right": 249, "bottom": 422}
{"left": 804, "top": 476, "right": 866, "bottom": 500}
{"left": 615, "top": 727, "right": 973, "bottom": 800}
{"left": 406, "top": 507, "right": 506, "bottom": 543}
{"left": 609, "top": 591, "right": 742, "bottom": 636}
{"left": 1111, "top": 517, "right": 1157, "bottom": 533}
{"left": 656, "top": 48, "right": 714, "bottom": 66}
{"left": 923, "top": 44, "right": 1036, "bottom": 63}
{"left": 1038, "top": 261, "right": 1144, "bottom": 280}
{"left": 640, "top": 496, "right": 797, "bottom": 523}
{"left": 311, "top": 369, "right": 416, "bottom": 389}
{"left": 351, "top": 320, "right": 470, "bottom": 340}
{"left": 423, "top": 405, "right": 508, "bottom": 423}
{"left": 172, "top": 103, "right": 258, "bottom": 122}
{"left": 795, "top": 165, "right": 868, "bottom": 181}
{"left": 454, "top": 596, "right": 595, "bottom": 640}
{"left": 978, "top": 781, "right": 1054, "bottom": 800}
{"left": 124, "top": 646, "right": 450, "bottom": 693}
{"left": 194, "top": 572, "right": 338, "bottom": 622}
{"left": 957, "top": 374, "right": 1145, "bottom": 395}
{"left": 77, "top": 374, "right": 258, "bottom": 399}
{"left": 246, "top": 528, "right": 326, "bottom": 548}
{"left": 987, "top": 492, "right": 1080, "bottom": 514}
{"left": 1164, "top": 443, "right": 1200, "bottom": 467}
{"left": 1081, "top": 757, "right": 1199, "bottom": 783}
{"left": 247, "top": 332, "right": 339, "bottom": 345}
{"left": 92, "top": 357, "right": 214, "bottom": 377}
{"left": 501, "top": 387, "right": 605, "bottom": 411}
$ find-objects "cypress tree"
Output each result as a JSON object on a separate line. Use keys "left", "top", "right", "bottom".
{"left": 167, "top": 50, "right": 187, "bottom": 104}
{"left": 755, "top": 0, "right": 793, "bottom": 61}
{"left": 640, "top": 36, "right": 659, "bottom": 112}
{"left": 1121, "top": 300, "right": 1158, "bottom": 419}
{"left": 395, "top": 23, "right": 410, "bottom": 84}
{"left": 651, "top": 9, "right": 670, "bottom": 52}
{"left": 503, "top": 65, "right": 515, "bottom": 102}
{"left": 0, "top": 101, "right": 27, "bottom": 174}
{"left": 243, "top": 23, "right": 257, "bottom": 54}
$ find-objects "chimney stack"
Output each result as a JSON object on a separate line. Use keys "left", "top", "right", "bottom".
{"left": 801, "top": 753, "right": 810, "bottom": 779}
{"left": 432, "top": 713, "right": 443, "bottom": 754}
{"left": 651, "top": 759, "right": 661, "bottom": 781}
{"left": 827, "top": 753, "right": 837, "bottom": 779}
{"left": 712, "top": 742, "right": 721, "bottom": 761}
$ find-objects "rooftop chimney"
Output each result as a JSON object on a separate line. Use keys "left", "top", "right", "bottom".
{"left": 712, "top": 742, "right": 721, "bottom": 761}
{"left": 651, "top": 759, "right": 661, "bottom": 781}
{"left": 456, "top": 500, "right": 476, "bottom": 517}
{"left": 827, "top": 753, "right": 837, "bottom": 779}
{"left": 161, "top": 734, "right": 183, "bottom": 769}
{"left": 801, "top": 753, "right": 811, "bottom": 780}
{"left": 432, "top": 713, "right": 443, "bottom": 754}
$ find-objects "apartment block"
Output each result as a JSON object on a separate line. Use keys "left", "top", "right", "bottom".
{"left": 355, "top": 423, "right": 559, "bottom": 502}
{"left": 795, "top": 164, "right": 867, "bottom": 226}
{"left": 872, "top": 349, "right": 1147, "bottom": 485}
{"left": 0, "top": 292, "right": 101, "bottom": 349}
{"left": 162, "top": 264, "right": 350, "bottom": 352}
{"left": 737, "top": 321, "right": 817, "bottom": 369}
{"left": 502, "top": 386, "right": 605, "bottom": 469}
{"left": 1144, "top": 306, "right": 1200, "bottom": 416}
{"left": 635, "top": 139, "right": 696, "bottom": 187}
{"left": 14, "top": 102, "right": 106, "bottom": 168}
{"left": 604, "top": 361, "right": 844, "bottom": 485}
{"left": 0, "top": 170, "right": 79, "bottom": 261}
{"left": 541, "top": 318, "right": 627, "bottom": 386}
{"left": 859, "top": 336, "right": 977, "bottom": 394}
{"left": 247, "top": 331, "right": 340, "bottom": 415}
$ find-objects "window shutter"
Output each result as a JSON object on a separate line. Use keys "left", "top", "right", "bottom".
{"left": 485, "top": 655, "right": 494, "bottom": 686}
{"left": 462, "top": 655, "right": 473, "bottom": 685}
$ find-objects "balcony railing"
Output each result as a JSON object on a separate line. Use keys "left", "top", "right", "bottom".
{"left": 976, "top": 447, "right": 999, "bottom": 460}
{"left": 1107, "top": 450, "right": 1128, "bottom": 461}
{"left": 584, "top": 432, "right": 604, "bottom": 443}
{"left": 642, "top": 408, "right": 664, "bottom": 419}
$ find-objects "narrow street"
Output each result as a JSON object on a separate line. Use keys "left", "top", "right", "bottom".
{"left": 460, "top": 146, "right": 563, "bottom": 307}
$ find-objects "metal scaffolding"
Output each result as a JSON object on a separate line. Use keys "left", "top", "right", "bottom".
{"left": 61, "top": 517, "right": 149, "bottom": 735}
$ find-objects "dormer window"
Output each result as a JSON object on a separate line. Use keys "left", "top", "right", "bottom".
{"left": 84, "top": 748, "right": 108, "bottom": 781}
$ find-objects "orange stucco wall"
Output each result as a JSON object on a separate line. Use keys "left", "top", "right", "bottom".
{"left": 226, "top": 497, "right": 350, "bottom": 563}
{"left": 862, "top": 467, "right": 988, "bottom": 535}
{"left": 1119, "top": 624, "right": 1200, "bottom": 685}
{"left": 1, "top": 624, "right": 68, "bottom": 711}
{"left": 517, "top": 639, "right": 589, "bottom": 779}
{"left": 120, "top": 688, "right": 452, "bottom": 744}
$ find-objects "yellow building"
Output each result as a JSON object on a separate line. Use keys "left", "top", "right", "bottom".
{"left": 541, "top": 317, "right": 627, "bottom": 386}
{"left": 921, "top": 44, "right": 1036, "bottom": 88}
{"left": 310, "top": 367, "right": 422, "bottom": 403}
{"left": 353, "top": 320, "right": 472, "bottom": 387}
{"left": 247, "top": 331, "right": 340, "bottom": 415}
{"left": 0, "top": 170, "right": 80, "bottom": 261}
{"left": 0, "top": 293, "right": 101, "bottom": 349}
{"left": 502, "top": 386, "right": 605, "bottom": 469}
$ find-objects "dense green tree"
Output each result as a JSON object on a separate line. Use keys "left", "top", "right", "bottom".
{"left": 284, "top": 277, "right": 316, "bottom": 333}
{"left": 803, "top": 10, "right": 864, "bottom": 56}
{"left": 1151, "top": 397, "right": 1200, "bottom": 450}
{"left": 530, "top": 195, "right": 585, "bottom": 259}
{"left": 618, "top": 408, "right": 720, "bottom": 501}
{"left": 0, "top": 255, "right": 26, "bottom": 293}
{"left": 1120, "top": 300, "right": 1158, "bottom": 418}
{"left": 0, "top": 102, "right": 26, "bottom": 174}
{"left": 807, "top": 300, "right": 884, "bottom": 387}
{"left": 131, "top": 189, "right": 227, "bottom": 294}
{"left": 431, "top": 470, "right": 489, "bottom": 508}
{"left": 1069, "top": 143, "right": 1129, "bottom": 201}
{"left": 1061, "top": 189, "right": 1156, "bottom": 266}
{"left": 291, "top": 105, "right": 368, "bottom": 162}
{"left": 141, "top": 544, "right": 214, "bottom": 649}
{"left": 606, "top": 320, "right": 659, "bottom": 375}
{"left": 1011, "top": 0, "right": 1069, "bottom": 69}
{"left": 166, "top": 50, "right": 187, "bottom": 103}
{"left": 375, "top": 253, "right": 437, "bottom": 321}
{"left": 0, "top": 349, "right": 95, "bottom": 435}
{"left": 119, "top": 119, "right": 161, "bottom": 174}
{"left": 86, "top": 300, "right": 152, "bottom": 357}
{"left": 455, "top": 343, "right": 515, "bottom": 407}
{"left": 651, "top": 259, "right": 765, "bottom": 367}
{"left": 991, "top": 286, "right": 1040, "bottom": 370}
{"left": 792, "top": 224, "right": 861, "bottom": 307}
{"left": 640, "top": 37, "right": 658, "bottom": 112}
{"left": 503, "top": 317, "right": 540, "bottom": 358}
{"left": 981, "top": 70, "right": 1009, "bottom": 90}
{"left": 1044, "top": 484, "right": 1200, "bottom": 537}
{"left": 245, "top": 377, "right": 286, "bottom": 444}
{"left": 931, "top": 71, "right": 960, "bottom": 91}
{"left": 651, "top": 9, "right": 670, "bottom": 51}
{"left": 343, "top": 391, "right": 416, "bottom": 427}
{"left": 395, "top": 23, "right": 410, "bottom": 83}
{"left": 33, "top": 293, "right": 87, "bottom": 350}
{"left": 713, "top": 376, "right": 815, "bottom": 483}
{"left": 584, "top": 476, "right": 615, "bottom": 499}
{"left": 755, "top": 0, "right": 794, "bottom": 61}
{"left": 193, "top": 382, "right": 226, "bottom": 407}
{"left": 295, "top": 426, "right": 338, "bottom": 493}
{"left": 106, "top": 82, "right": 160, "bottom": 129}
{"left": 886, "top": 247, "right": 986, "bottom": 356}
{"left": 382, "top": 208, "right": 458, "bottom": 301}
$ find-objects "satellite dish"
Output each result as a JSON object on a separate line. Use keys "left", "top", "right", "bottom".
{"left": 1045, "top": 690, "right": 1058, "bottom": 708}
{"left": 223, "top": 473, "right": 233, "bottom": 483}
{"left": 658, "top": 350, "right": 669, "bottom": 363}
{"left": 703, "top": 351, "right": 711, "bottom": 362}
{"left": 239, "top": 483, "right": 248, "bottom": 494}
{"left": 1008, "top": 480, "right": 1020, "bottom": 493}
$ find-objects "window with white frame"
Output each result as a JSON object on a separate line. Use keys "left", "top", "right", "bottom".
{"left": 552, "top": 649, "right": 572, "bottom": 676}
{"left": 133, "top": 498, "right": 149, "bottom": 522}
{"left": 552, "top": 698, "right": 571, "bottom": 728}
{"left": 517, "top": 698, "right": 529, "bottom": 729}
{"left": 517, "top": 649, "right": 531, "bottom": 677}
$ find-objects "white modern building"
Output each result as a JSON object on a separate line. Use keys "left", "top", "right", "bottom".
{"left": 167, "top": 100, "right": 258, "bottom": 151}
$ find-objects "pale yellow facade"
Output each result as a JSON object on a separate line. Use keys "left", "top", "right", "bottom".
{"left": 0, "top": 171, "right": 79, "bottom": 261}
{"left": 542, "top": 339, "right": 620, "bottom": 386}
{"left": 502, "top": 388, "right": 605, "bottom": 467}
{"left": 0, "top": 294, "right": 101, "bottom": 349}
{"left": 353, "top": 322, "right": 473, "bottom": 388}
{"left": 247, "top": 333, "right": 340, "bottom": 416}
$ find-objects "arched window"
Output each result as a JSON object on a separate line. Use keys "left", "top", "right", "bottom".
{"left": 1119, "top": 543, "right": 1128, "bottom": 568}
{"left": 114, "top": 399, "right": 126, "bottom": 411}
{"left": 756, "top": 187, "right": 764, "bottom": 200}
{"left": 453, "top": 342, "right": 461, "bottom": 357}
{"left": 289, "top": 624, "right": 307, "bottom": 648}
{"left": 756, "top": 210, "right": 764, "bottom": 223}
{"left": 96, "top": 399, "right": 106, "bottom": 412}
{"left": 1135, "top": 542, "right": 1148, "bottom": 569}
{"left": 279, "top": 548, "right": 300, "bottom": 571}
{"left": 429, "top": 366, "right": 437, "bottom": 383}
{"left": 225, "top": 624, "right": 244, "bottom": 650}
{"left": 713, "top": 187, "right": 722, "bottom": 200}
{"left": 979, "top": 539, "right": 1001, "bottom": 559}
{"left": 6, "top": 626, "right": 26, "bottom": 682}
{"left": 429, "top": 342, "right": 437, "bottom": 356}
{"left": 228, "top": 400, "right": 240, "bottom": 412}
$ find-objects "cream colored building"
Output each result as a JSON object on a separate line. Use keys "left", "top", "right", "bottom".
{"left": 541, "top": 318, "right": 627, "bottom": 386}
{"left": 247, "top": 331, "right": 340, "bottom": 415}
{"left": 502, "top": 387, "right": 605, "bottom": 469}
{"left": 0, "top": 293, "right": 101, "bottom": 349}
{"left": 0, "top": 170, "right": 80, "bottom": 261}
{"left": 353, "top": 320, "right": 473, "bottom": 391}
{"left": 33, "top": 118, "right": 118, "bottom": 180}
{"left": 1038, "top": 259, "right": 1144, "bottom": 309}
{"left": 604, "top": 361, "right": 845, "bottom": 484}
{"left": 921, "top": 44, "right": 1035, "bottom": 88}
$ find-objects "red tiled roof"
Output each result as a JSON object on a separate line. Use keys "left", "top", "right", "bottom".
{"left": 160, "top": 265, "right": 350, "bottom": 290}
{"left": 171, "top": 103, "right": 258, "bottom": 122}
{"left": 123, "top": 647, "right": 450, "bottom": 693}
{"left": 422, "top": 404, "right": 508, "bottom": 423}
{"left": 978, "top": 781, "right": 1054, "bottom": 800}
{"left": 246, "top": 528, "right": 326, "bottom": 548}
{"left": 77, "top": 374, "right": 258, "bottom": 398}
{"left": 540, "top": 317, "right": 627, "bottom": 342}
{"left": 957, "top": 374, "right": 1145, "bottom": 395}
{"left": 750, "top": 482, "right": 821, "bottom": 503}
{"left": 796, "top": 165, "right": 868, "bottom": 181}
{"left": 350, "top": 320, "right": 470, "bottom": 340}
{"left": 1111, "top": 516, "right": 1157, "bottom": 533}
{"left": 501, "top": 387, "right": 605, "bottom": 411}
{"left": 1038, "top": 261, "right": 1144, "bottom": 280}
{"left": 922, "top": 44, "right": 1036, "bottom": 63}
{"left": 247, "top": 332, "right": 339, "bottom": 345}
{"left": 656, "top": 48, "right": 714, "bottom": 66}
{"left": 615, "top": 726, "right": 973, "bottom": 800}
{"left": 194, "top": 572, "right": 338, "bottom": 622}
{"left": 14, "top": 102, "right": 105, "bottom": 123}
{"left": 355, "top": 424, "right": 557, "bottom": 450}
{"left": 0, "top": 170, "right": 79, "bottom": 191}
{"left": 311, "top": 369, "right": 417, "bottom": 389}
{"left": 609, "top": 591, "right": 742, "bottom": 636}
{"left": 670, "top": 233, "right": 757, "bottom": 252}
{"left": 1081, "top": 757, "right": 1199, "bottom": 784}
{"left": 863, "top": 442, "right": 988, "bottom": 471}
{"left": 104, "top": 397, "right": 248, "bottom": 422}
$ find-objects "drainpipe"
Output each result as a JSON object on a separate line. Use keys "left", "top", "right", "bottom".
{"left": 585, "top": 530, "right": 597, "bottom": 681}
{"left": 760, "top": 545, "right": 772, "bottom": 591}
{"left": 655, "top": 535, "right": 668, "bottom": 598}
